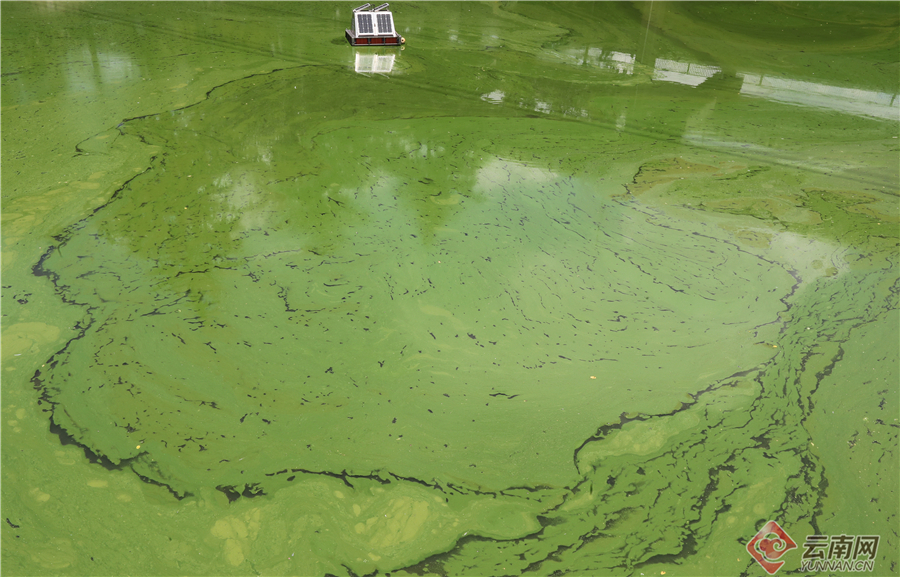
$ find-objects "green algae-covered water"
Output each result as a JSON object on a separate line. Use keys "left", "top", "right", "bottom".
{"left": 2, "top": 2, "right": 897, "bottom": 575}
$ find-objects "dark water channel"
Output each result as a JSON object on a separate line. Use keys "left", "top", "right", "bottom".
{"left": 2, "top": 2, "right": 897, "bottom": 575}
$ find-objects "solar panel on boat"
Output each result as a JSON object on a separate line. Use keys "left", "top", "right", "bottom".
{"left": 376, "top": 13, "right": 393, "bottom": 34}
{"left": 356, "top": 13, "right": 374, "bottom": 34}
{"left": 346, "top": 4, "right": 402, "bottom": 45}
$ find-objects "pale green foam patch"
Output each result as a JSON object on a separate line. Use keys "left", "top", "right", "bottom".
{"left": 202, "top": 476, "right": 546, "bottom": 574}
{"left": 576, "top": 407, "right": 702, "bottom": 469}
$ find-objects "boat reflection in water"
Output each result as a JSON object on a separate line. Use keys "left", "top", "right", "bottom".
{"left": 353, "top": 50, "right": 397, "bottom": 74}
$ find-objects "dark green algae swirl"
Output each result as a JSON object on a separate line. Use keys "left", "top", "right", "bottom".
{"left": 30, "top": 64, "right": 897, "bottom": 576}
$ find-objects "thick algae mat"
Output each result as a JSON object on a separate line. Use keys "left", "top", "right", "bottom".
{"left": 2, "top": 2, "right": 898, "bottom": 576}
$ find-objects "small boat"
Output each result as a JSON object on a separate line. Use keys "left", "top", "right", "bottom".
{"left": 345, "top": 3, "right": 405, "bottom": 46}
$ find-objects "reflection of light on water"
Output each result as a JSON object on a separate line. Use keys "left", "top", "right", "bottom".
{"left": 549, "top": 43, "right": 897, "bottom": 122}
{"left": 607, "top": 51, "right": 635, "bottom": 75}
{"left": 682, "top": 132, "right": 772, "bottom": 152}
{"left": 473, "top": 157, "right": 557, "bottom": 197}
{"left": 354, "top": 52, "right": 396, "bottom": 74}
{"left": 478, "top": 90, "right": 588, "bottom": 118}
{"left": 738, "top": 73, "right": 898, "bottom": 120}
{"left": 653, "top": 58, "right": 720, "bottom": 87}
{"left": 210, "top": 171, "right": 271, "bottom": 232}
{"left": 97, "top": 53, "right": 140, "bottom": 84}
{"left": 481, "top": 90, "right": 505, "bottom": 104}
{"left": 551, "top": 47, "right": 634, "bottom": 74}
{"left": 534, "top": 100, "right": 551, "bottom": 115}
{"left": 66, "top": 47, "right": 140, "bottom": 94}
{"left": 682, "top": 129, "right": 872, "bottom": 176}
{"left": 257, "top": 144, "right": 273, "bottom": 166}
{"left": 769, "top": 230, "right": 846, "bottom": 284}
{"left": 509, "top": 40, "right": 897, "bottom": 126}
